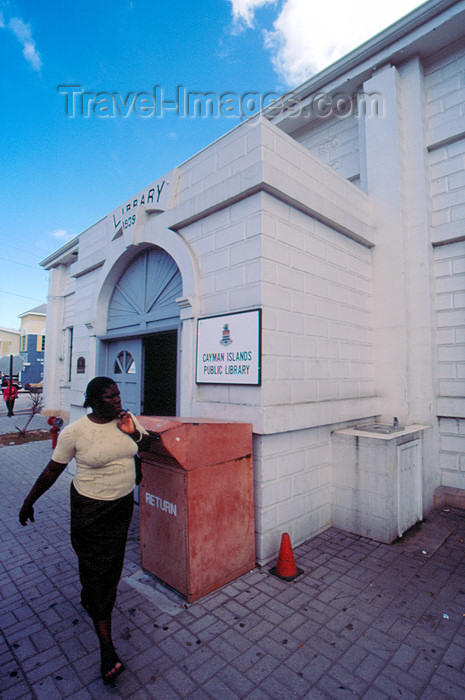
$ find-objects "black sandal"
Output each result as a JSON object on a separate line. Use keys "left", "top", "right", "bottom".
{"left": 101, "top": 651, "right": 125, "bottom": 684}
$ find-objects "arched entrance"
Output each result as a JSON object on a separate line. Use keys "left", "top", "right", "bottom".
{"left": 101, "top": 247, "right": 182, "bottom": 415}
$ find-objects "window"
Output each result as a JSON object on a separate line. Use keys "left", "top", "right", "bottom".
{"left": 37, "top": 335, "right": 46, "bottom": 352}
{"left": 20, "top": 332, "right": 27, "bottom": 352}
{"left": 114, "top": 350, "right": 136, "bottom": 375}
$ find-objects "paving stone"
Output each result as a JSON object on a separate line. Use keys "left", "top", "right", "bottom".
{"left": 1, "top": 660, "right": 26, "bottom": 691}
{"left": 424, "top": 672, "right": 465, "bottom": 700}
{"left": 339, "top": 642, "right": 376, "bottom": 673}
{"left": 234, "top": 645, "right": 266, "bottom": 673}
{"left": 360, "top": 687, "right": 390, "bottom": 700}
{"left": 219, "top": 663, "right": 256, "bottom": 697}
{"left": 297, "top": 651, "right": 332, "bottom": 684}
{"left": 244, "top": 653, "right": 281, "bottom": 684}
{"left": 0, "top": 682, "right": 36, "bottom": 700}
{"left": 190, "top": 653, "right": 229, "bottom": 685}
{"left": 390, "top": 641, "right": 419, "bottom": 670}
{"left": 242, "top": 689, "right": 273, "bottom": 700}
{"left": 203, "top": 675, "right": 241, "bottom": 699}
{"left": 255, "top": 632, "right": 296, "bottom": 662}
{"left": 260, "top": 673, "right": 296, "bottom": 700}
{"left": 162, "top": 665, "right": 198, "bottom": 696}
{"left": 357, "top": 652, "right": 388, "bottom": 684}
{"left": 326, "top": 663, "right": 369, "bottom": 696}
{"left": 208, "top": 635, "right": 243, "bottom": 662}
{"left": 221, "top": 627, "right": 254, "bottom": 653}
{"left": 375, "top": 665, "right": 427, "bottom": 698}
{"left": 358, "top": 627, "right": 401, "bottom": 659}
{"left": 4, "top": 442, "right": 465, "bottom": 698}
{"left": 31, "top": 675, "right": 64, "bottom": 700}
{"left": 434, "top": 660, "right": 465, "bottom": 690}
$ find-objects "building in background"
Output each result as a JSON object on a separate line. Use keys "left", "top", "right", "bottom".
{"left": 40, "top": 0, "right": 465, "bottom": 564}
{"left": 18, "top": 304, "right": 47, "bottom": 386}
{"left": 0, "top": 327, "right": 20, "bottom": 360}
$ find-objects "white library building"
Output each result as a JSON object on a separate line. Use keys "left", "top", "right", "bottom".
{"left": 42, "top": 0, "right": 465, "bottom": 565}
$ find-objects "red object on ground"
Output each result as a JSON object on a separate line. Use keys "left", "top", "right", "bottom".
{"left": 137, "top": 417, "right": 255, "bottom": 603}
{"left": 270, "top": 532, "right": 303, "bottom": 581}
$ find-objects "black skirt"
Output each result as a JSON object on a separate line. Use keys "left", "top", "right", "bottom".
{"left": 70, "top": 483, "right": 134, "bottom": 620}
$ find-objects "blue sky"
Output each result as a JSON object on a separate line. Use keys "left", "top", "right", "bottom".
{"left": 0, "top": 0, "right": 424, "bottom": 330}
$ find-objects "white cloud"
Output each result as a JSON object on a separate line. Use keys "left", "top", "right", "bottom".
{"left": 228, "top": 0, "right": 277, "bottom": 29}
{"left": 230, "top": 0, "right": 425, "bottom": 86}
{"left": 51, "top": 229, "right": 71, "bottom": 240}
{"left": 2, "top": 15, "right": 42, "bottom": 71}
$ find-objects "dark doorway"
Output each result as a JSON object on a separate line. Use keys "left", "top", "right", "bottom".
{"left": 143, "top": 331, "right": 178, "bottom": 416}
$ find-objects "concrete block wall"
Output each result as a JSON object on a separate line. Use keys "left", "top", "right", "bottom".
{"left": 425, "top": 42, "right": 465, "bottom": 244}
{"left": 426, "top": 43, "right": 465, "bottom": 491}
{"left": 253, "top": 426, "right": 331, "bottom": 564}
{"left": 295, "top": 112, "right": 360, "bottom": 183}
{"left": 264, "top": 121, "right": 373, "bottom": 243}
{"left": 175, "top": 119, "right": 263, "bottom": 217}
{"left": 261, "top": 194, "right": 374, "bottom": 409}
{"left": 71, "top": 218, "right": 108, "bottom": 278}
{"left": 180, "top": 194, "right": 263, "bottom": 416}
{"left": 51, "top": 258, "right": 104, "bottom": 419}
{"left": 424, "top": 41, "right": 465, "bottom": 134}
{"left": 57, "top": 289, "right": 73, "bottom": 415}
{"left": 434, "top": 241, "right": 465, "bottom": 488}
{"left": 71, "top": 266, "right": 103, "bottom": 394}
{"left": 434, "top": 242, "right": 465, "bottom": 399}
{"left": 429, "top": 137, "right": 465, "bottom": 240}
{"left": 438, "top": 418, "right": 465, "bottom": 488}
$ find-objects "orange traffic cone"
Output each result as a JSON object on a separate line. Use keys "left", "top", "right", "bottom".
{"left": 270, "top": 533, "right": 303, "bottom": 581}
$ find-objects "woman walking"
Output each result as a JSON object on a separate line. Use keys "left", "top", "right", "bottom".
{"left": 3, "top": 381, "right": 18, "bottom": 416}
{"left": 19, "top": 376, "right": 149, "bottom": 684}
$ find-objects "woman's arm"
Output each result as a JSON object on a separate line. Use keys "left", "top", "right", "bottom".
{"left": 19, "top": 459, "right": 68, "bottom": 526}
{"left": 130, "top": 431, "right": 151, "bottom": 451}
{"left": 117, "top": 411, "right": 151, "bottom": 451}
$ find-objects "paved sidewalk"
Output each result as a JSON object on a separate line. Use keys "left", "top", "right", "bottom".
{"left": 1, "top": 440, "right": 465, "bottom": 699}
{"left": 0, "top": 391, "right": 51, "bottom": 436}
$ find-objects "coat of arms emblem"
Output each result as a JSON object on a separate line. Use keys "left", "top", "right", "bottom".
{"left": 219, "top": 323, "right": 232, "bottom": 346}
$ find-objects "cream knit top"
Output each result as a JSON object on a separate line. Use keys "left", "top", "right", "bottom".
{"left": 52, "top": 414, "right": 147, "bottom": 501}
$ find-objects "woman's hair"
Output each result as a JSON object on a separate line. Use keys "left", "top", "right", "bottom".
{"left": 83, "top": 376, "right": 116, "bottom": 408}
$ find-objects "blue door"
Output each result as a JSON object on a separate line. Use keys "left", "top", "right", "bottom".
{"left": 103, "top": 248, "right": 182, "bottom": 415}
{"left": 106, "top": 338, "right": 142, "bottom": 415}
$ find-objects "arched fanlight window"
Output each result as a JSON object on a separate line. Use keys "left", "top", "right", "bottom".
{"left": 113, "top": 350, "right": 136, "bottom": 374}
{"left": 107, "top": 248, "right": 182, "bottom": 333}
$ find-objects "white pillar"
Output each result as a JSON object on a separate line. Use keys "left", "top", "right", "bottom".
{"left": 363, "top": 59, "right": 439, "bottom": 509}
{"left": 363, "top": 64, "right": 410, "bottom": 423}
{"left": 43, "top": 265, "right": 66, "bottom": 416}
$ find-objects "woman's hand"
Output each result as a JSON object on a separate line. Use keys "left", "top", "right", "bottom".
{"left": 19, "top": 502, "right": 34, "bottom": 526}
{"left": 117, "top": 411, "right": 137, "bottom": 436}
{"left": 117, "top": 410, "right": 148, "bottom": 447}
{"left": 18, "top": 460, "right": 67, "bottom": 528}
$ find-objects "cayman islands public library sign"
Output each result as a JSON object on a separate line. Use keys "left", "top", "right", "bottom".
{"left": 196, "top": 309, "right": 261, "bottom": 385}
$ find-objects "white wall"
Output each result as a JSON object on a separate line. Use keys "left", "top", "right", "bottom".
{"left": 435, "top": 242, "right": 465, "bottom": 488}
{"left": 425, "top": 40, "right": 465, "bottom": 490}
{"left": 295, "top": 112, "right": 360, "bottom": 184}
{"left": 253, "top": 426, "right": 331, "bottom": 563}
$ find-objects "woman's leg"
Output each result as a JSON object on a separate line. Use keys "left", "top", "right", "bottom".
{"left": 70, "top": 486, "right": 134, "bottom": 682}
{"left": 93, "top": 617, "right": 124, "bottom": 683}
